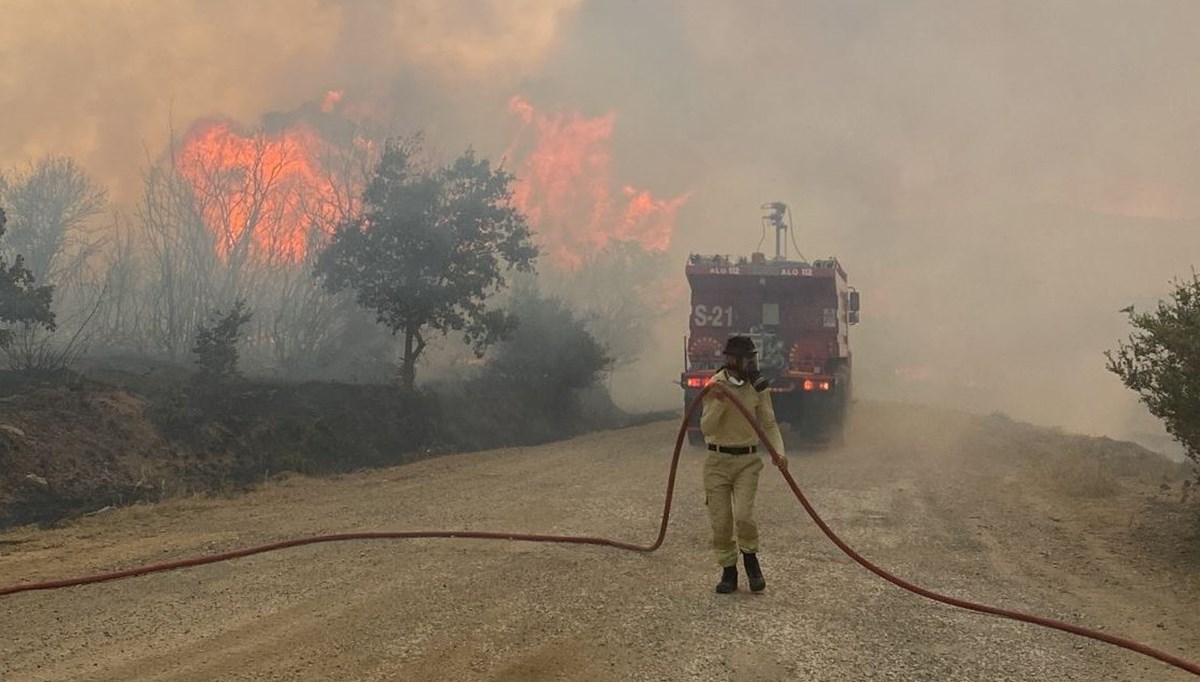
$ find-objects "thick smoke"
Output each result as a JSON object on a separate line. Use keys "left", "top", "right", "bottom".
{"left": 3, "top": 1, "right": 1198, "bottom": 450}
{"left": 0, "top": 0, "right": 581, "bottom": 198}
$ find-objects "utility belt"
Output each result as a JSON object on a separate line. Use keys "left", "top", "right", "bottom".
{"left": 707, "top": 444, "right": 757, "bottom": 455}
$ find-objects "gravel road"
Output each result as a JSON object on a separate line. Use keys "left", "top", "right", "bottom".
{"left": 1, "top": 401, "right": 1196, "bottom": 681}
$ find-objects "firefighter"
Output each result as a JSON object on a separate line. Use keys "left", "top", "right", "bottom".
{"left": 700, "top": 334, "right": 787, "bottom": 594}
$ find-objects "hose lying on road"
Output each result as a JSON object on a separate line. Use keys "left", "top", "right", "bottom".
{"left": 1, "top": 383, "right": 1197, "bottom": 677}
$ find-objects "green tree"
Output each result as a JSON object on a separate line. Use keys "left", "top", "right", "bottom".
{"left": 0, "top": 208, "right": 56, "bottom": 348}
{"left": 315, "top": 138, "right": 537, "bottom": 390}
{"left": 193, "top": 298, "right": 252, "bottom": 382}
{"left": 1106, "top": 271, "right": 1200, "bottom": 471}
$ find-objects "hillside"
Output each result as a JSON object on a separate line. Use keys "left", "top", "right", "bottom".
{"left": 0, "top": 374, "right": 629, "bottom": 529}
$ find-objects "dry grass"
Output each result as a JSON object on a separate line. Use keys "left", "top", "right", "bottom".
{"left": 1033, "top": 449, "right": 1121, "bottom": 497}
{"left": 977, "top": 411, "right": 1194, "bottom": 497}
{"left": 1038, "top": 440, "right": 1195, "bottom": 497}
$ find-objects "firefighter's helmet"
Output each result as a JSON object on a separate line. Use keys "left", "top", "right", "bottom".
{"left": 723, "top": 335, "right": 757, "bottom": 357}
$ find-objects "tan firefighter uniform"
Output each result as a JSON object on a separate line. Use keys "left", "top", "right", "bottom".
{"left": 700, "top": 369, "right": 787, "bottom": 567}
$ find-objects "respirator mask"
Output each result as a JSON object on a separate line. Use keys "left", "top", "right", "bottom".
{"left": 728, "top": 353, "right": 771, "bottom": 393}
{"left": 722, "top": 335, "right": 770, "bottom": 392}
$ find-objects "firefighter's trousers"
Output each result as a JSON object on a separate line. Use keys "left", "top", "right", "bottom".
{"left": 703, "top": 451, "right": 763, "bottom": 567}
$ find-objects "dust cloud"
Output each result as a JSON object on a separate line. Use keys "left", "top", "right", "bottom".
{"left": 3, "top": 1, "right": 1197, "bottom": 452}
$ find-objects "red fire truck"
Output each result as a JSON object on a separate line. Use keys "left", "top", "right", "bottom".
{"left": 680, "top": 202, "right": 860, "bottom": 446}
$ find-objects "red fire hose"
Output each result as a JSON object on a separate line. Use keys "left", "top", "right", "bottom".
{"left": 1, "top": 383, "right": 1197, "bottom": 677}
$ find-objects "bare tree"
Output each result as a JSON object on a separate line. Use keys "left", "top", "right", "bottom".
{"left": 86, "top": 214, "right": 149, "bottom": 353}
{"left": 0, "top": 156, "right": 107, "bottom": 285}
{"left": 3, "top": 283, "right": 106, "bottom": 373}
{"left": 137, "top": 156, "right": 220, "bottom": 360}
{"left": 258, "top": 135, "right": 377, "bottom": 375}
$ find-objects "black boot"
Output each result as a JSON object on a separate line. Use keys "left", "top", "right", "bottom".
{"left": 714, "top": 565, "right": 738, "bottom": 594}
{"left": 742, "top": 552, "right": 766, "bottom": 592}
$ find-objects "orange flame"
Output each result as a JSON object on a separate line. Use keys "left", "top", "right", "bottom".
{"left": 177, "top": 93, "right": 686, "bottom": 269}
{"left": 507, "top": 95, "right": 688, "bottom": 270}
{"left": 177, "top": 120, "right": 348, "bottom": 263}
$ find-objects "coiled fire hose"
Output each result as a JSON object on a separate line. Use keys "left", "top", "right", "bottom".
{"left": 1, "top": 383, "right": 1197, "bottom": 677}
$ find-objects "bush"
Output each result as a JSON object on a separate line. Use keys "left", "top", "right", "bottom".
{"left": 193, "top": 299, "right": 252, "bottom": 383}
{"left": 433, "top": 290, "right": 616, "bottom": 448}
{"left": 486, "top": 291, "right": 612, "bottom": 416}
{"left": 1106, "top": 271, "right": 1200, "bottom": 475}
{"left": 0, "top": 207, "right": 55, "bottom": 348}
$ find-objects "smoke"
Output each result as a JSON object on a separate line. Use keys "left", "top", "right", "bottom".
{"left": 560, "top": 1, "right": 1200, "bottom": 446}
{"left": 4, "top": 0, "right": 1199, "bottom": 448}
{"left": 686, "top": 2, "right": 1200, "bottom": 447}
{"left": 0, "top": 0, "right": 581, "bottom": 198}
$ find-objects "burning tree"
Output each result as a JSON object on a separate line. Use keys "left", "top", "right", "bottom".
{"left": 316, "top": 138, "right": 537, "bottom": 390}
{"left": 1107, "top": 272, "right": 1200, "bottom": 472}
{"left": 132, "top": 118, "right": 375, "bottom": 370}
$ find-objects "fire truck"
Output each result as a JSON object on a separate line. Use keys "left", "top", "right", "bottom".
{"left": 680, "top": 202, "right": 860, "bottom": 446}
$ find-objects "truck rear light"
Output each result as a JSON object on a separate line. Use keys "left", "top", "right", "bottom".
{"left": 818, "top": 381, "right": 831, "bottom": 391}
{"left": 803, "top": 379, "right": 815, "bottom": 391}
{"left": 685, "top": 377, "right": 711, "bottom": 388}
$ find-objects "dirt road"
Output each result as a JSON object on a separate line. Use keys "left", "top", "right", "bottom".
{"left": 1, "top": 402, "right": 1197, "bottom": 681}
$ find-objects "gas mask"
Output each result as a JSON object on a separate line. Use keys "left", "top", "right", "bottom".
{"left": 726, "top": 353, "right": 771, "bottom": 392}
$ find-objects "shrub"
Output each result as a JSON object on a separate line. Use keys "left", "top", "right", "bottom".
{"left": 193, "top": 299, "right": 252, "bottom": 383}
{"left": 1106, "top": 271, "right": 1200, "bottom": 476}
